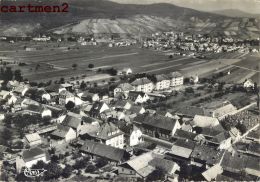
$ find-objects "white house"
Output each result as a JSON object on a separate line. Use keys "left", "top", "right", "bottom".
{"left": 168, "top": 72, "right": 184, "bottom": 87}
{"left": 88, "top": 122, "right": 125, "bottom": 149}
{"left": 114, "top": 83, "right": 135, "bottom": 98}
{"left": 50, "top": 125, "right": 77, "bottom": 145}
{"left": 118, "top": 68, "right": 133, "bottom": 75}
{"left": 16, "top": 147, "right": 49, "bottom": 173}
{"left": 13, "top": 85, "right": 29, "bottom": 96}
{"left": 154, "top": 74, "right": 171, "bottom": 90}
{"left": 128, "top": 91, "right": 149, "bottom": 104}
{"left": 243, "top": 79, "right": 254, "bottom": 88}
{"left": 59, "top": 90, "right": 83, "bottom": 106}
{"left": 131, "top": 77, "right": 154, "bottom": 93}
{"left": 79, "top": 92, "right": 100, "bottom": 103}
{"left": 129, "top": 126, "right": 143, "bottom": 146}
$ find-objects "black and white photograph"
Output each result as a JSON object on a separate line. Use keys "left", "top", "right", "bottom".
{"left": 0, "top": 0, "right": 259, "bottom": 181}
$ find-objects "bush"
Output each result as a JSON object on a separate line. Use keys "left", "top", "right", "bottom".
{"left": 62, "top": 165, "right": 73, "bottom": 178}
{"left": 85, "top": 164, "right": 97, "bottom": 173}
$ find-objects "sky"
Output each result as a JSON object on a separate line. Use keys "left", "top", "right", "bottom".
{"left": 108, "top": 0, "right": 260, "bottom": 14}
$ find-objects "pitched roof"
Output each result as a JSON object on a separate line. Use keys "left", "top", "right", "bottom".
{"left": 170, "top": 139, "right": 196, "bottom": 158}
{"left": 192, "top": 115, "right": 219, "bottom": 128}
{"left": 129, "top": 91, "right": 146, "bottom": 98}
{"left": 191, "top": 145, "right": 225, "bottom": 165}
{"left": 202, "top": 164, "right": 223, "bottom": 181}
{"left": 213, "top": 104, "right": 237, "bottom": 118}
{"left": 134, "top": 114, "right": 178, "bottom": 131}
{"left": 22, "top": 147, "right": 47, "bottom": 162}
{"left": 25, "top": 133, "right": 41, "bottom": 143}
{"left": 80, "top": 140, "right": 128, "bottom": 162}
{"left": 127, "top": 106, "right": 145, "bottom": 114}
{"left": 90, "top": 122, "right": 123, "bottom": 140}
{"left": 51, "top": 125, "right": 71, "bottom": 139}
{"left": 62, "top": 114, "right": 81, "bottom": 129}
{"left": 131, "top": 77, "right": 152, "bottom": 86}
{"left": 173, "top": 129, "right": 197, "bottom": 141}
{"left": 154, "top": 74, "right": 170, "bottom": 82}
{"left": 117, "top": 83, "right": 135, "bottom": 91}
{"left": 168, "top": 71, "right": 183, "bottom": 78}
{"left": 176, "top": 106, "right": 205, "bottom": 118}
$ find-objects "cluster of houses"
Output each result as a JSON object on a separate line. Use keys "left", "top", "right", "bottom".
{"left": 143, "top": 31, "right": 254, "bottom": 54}
{"left": 0, "top": 69, "right": 259, "bottom": 181}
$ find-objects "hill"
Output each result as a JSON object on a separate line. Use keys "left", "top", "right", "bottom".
{"left": 0, "top": 0, "right": 259, "bottom": 38}
{"left": 212, "top": 9, "right": 260, "bottom": 18}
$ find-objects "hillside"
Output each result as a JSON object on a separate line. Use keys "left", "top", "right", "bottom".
{"left": 212, "top": 9, "right": 260, "bottom": 18}
{"left": 0, "top": 0, "right": 260, "bottom": 38}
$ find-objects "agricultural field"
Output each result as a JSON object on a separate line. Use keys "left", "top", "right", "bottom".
{"left": 0, "top": 41, "right": 259, "bottom": 84}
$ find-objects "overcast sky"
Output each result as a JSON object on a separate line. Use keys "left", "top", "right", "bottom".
{"left": 109, "top": 0, "right": 260, "bottom": 14}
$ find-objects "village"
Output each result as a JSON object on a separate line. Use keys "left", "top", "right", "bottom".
{"left": 0, "top": 56, "right": 259, "bottom": 181}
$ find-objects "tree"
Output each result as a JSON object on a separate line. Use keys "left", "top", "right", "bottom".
{"left": 14, "top": 69, "right": 23, "bottom": 82}
{"left": 59, "top": 78, "right": 65, "bottom": 84}
{"left": 72, "top": 63, "right": 78, "bottom": 70}
{"left": 44, "top": 163, "right": 62, "bottom": 180}
{"left": 62, "top": 165, "right": 73, "bottom": 178}
{"left": 65, "top": 101, "right": 75, "bottom": 110}
{"left": 88, "top": 64, "right": 94, "bottom": 69}
{"left": 95, "top": 157, "right": 108, "bottom": 168}
{"left": 0, "top": 128, "right": 13, "bottom": 147}
{"left": 146, "top": 167, "right": 166, "bottom": 182}
{"left": 85, "top": 164, "right": 97, "bottom": 173}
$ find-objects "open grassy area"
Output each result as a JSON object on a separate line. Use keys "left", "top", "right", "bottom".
{"left": 0, "top": 41, "right": 259, "bottom": 84}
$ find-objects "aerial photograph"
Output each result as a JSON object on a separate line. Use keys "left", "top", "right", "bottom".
{"left": 0, "top": 0, "right": 259, "bottom": 181}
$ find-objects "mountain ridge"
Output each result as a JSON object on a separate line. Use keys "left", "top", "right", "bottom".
{"left": 0, "top": 0, "right": 259, "bottom": 38}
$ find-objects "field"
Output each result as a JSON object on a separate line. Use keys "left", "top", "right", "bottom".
{"left": 0, "top": 41, "right": 259, "bottom": 84}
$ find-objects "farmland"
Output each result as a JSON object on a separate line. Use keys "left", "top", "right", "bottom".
{"left": 0, "top": 41, "right": 259, "bottom": 84}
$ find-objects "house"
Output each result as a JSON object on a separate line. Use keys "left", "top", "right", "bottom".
{"left": 6, "top": 80, "right": 20, "bottom": 90}
{"left": 167, "top": 139, "right": 196, "bottom": 162}
{"left": 80, "top": 91, "right": 99, "bottom": 103}
{"left": 113, "top": 100, "right": 133, "bottom": 110}
{"left": 154, "top": 74, "right": 171, "bottom": 90}
{"left": 59, "top": 90, "right": 83, "bottom": 106}
{"left": 5, "top": 94, "right": 18, "bottom": 105}
{"left": 118, "top": 152, "right": 180, "bottom": 179}
{"left": 24, "top": 133, "right": 42, "bottom": 147}
{"left": 80, "top": 140, "right": 129, "bottom": 163}
{"left": 129, "top": 126, "right": 144, "bottom": 146}
{"left": 125, "top": 106, "right": 146, "bottom": 119}
{"left": 131, "top": 77, "right": 154, "bottom": 93}
{"left": 24, "top": 104, "right": 52, "bottom": 118}
{"left": 35, "top": 89, "right": 51, "bottom": 102}
{"left": 88, "top": 122, "right": 125, "bottom": 149}
{"left": 243, "top": 79, "right": 254, "bottom": 88}
{"left": 192, "top": 115, "right": 220, "bottom": 128}
{"left": 168, "top": 72, "right": 184, "bottom": 87}
{"left": 118, "top": 68, "right": 133, "bottom": 75}
{"left": 191, "top": 144, "right": 225, "bottom": 167}
{"left": 60, "top": 83, "right": 73, "bottom": 92}
{"left": 50, "top": 125, "right": 77, "bottom": 145}
{"left": 0, "top": 90, "right": 11, "bottom": 100}
{"left": 128, "top": 91, "right": 149, "bottom": 104}
{"left": 202, "top": 164, "right": 223, "bottom": 181}
{"left": 210, "top": 103, "right": 237, "bottom": 119}
{"left": 134, "top": 114, "right": 181, "bottom": 140}
{"left": 13, "top": 85, "right": 29, "bottom": 96}
{"left": 176, "top": 106, "right": 206, "bottom": 118}
{"left": 114, "top": 83, "right": 135, "bottom": 98}
{"left": 16, "top": 147, "right": 50, "bottom": 173}
{"left": 89, "top": 102, "right": 110, "bottom": 118}
{"left": 61, "top": 113, "right": 85, "bottom": 136}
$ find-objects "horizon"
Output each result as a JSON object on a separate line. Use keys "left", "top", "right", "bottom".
{"left": 108, "top": 0, "right": 260, "bottom": 14}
